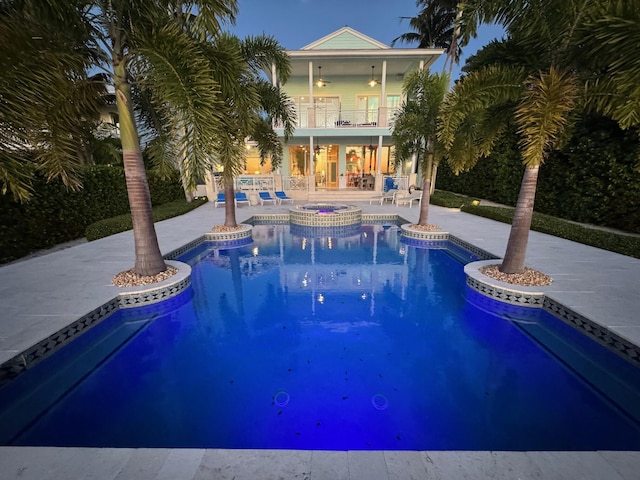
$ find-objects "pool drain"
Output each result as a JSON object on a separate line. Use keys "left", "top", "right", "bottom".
{"left": 371, "top": 393, "right": 388, "bottom": 410}
{"left": 274, "top": 390, "right": 290, "bottom": 407}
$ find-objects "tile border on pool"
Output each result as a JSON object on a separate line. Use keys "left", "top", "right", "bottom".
{"left": 544, "top": 298, "right": 640, "bottom": 367}
{"left": 465, "top": 259, "right": 640, "bottom": 367}
{"left": 0, "top": 261, "right": 192, "bottom": 388}
{"left": 0, "top": 298, "right": 120, "bottom": 388}
{"left": 117, "top": 260, "right": 191, "bottom": 309}
{"left": 3, "top": 218, "right": 638, "bottom": 391}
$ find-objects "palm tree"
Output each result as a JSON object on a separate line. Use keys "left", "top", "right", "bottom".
{"left": 0, "top": 2, "right": 106, "bottom": 201}
{"left": 392, "top": 70, "right": 449, "bottom": 226}
{"left": 1, "top": 0, "right": 240, "bottom": 278}
{"left": 199, "top": 34, "right": 296, "bottom": 229}
{"left": 392, "top": 0, "right": 461, "bottom": 75}
{"left": 438, "top": 0, "right": 638, "bottom": 275}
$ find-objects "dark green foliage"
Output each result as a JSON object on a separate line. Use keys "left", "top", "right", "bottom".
{"left": 437, "top": 127, "right": 524, "bottom": 206}
{"left": 430, "top": 190, "right": 477, "bottom": 208}
{"left": 436, "top": 116, "right": 640, "bottom": 232}
{"left": 0, "top": 166, "right": 183, "bottom": 263}
{"left": 461, "top": 205, "right": 640, "bottom": 259}
{"left": 85, "top": 198, "right": 207, "bottom": 241}
{"left": 536, "top": 116, "right": 640, "bottom": 233}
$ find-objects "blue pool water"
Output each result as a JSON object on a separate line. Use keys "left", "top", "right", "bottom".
{"left": 1, "top": 224, "right": 640, "bottom": 450}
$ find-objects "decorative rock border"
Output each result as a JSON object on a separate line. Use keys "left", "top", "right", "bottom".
{"left": 118, "top": 260, "right": 191, "bottom": 309}
{"left": 464, "top": 260, "right": 547, "bottom": 307}
{"left": 205, "top": 223, "right": 253, "bottom": 244}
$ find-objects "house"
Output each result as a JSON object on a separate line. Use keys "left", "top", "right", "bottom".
{"left": 205, "top": 27, "right": 443, "bottom": 201}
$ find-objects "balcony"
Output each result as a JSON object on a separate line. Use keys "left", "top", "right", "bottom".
{"left": 275, "top": 106, "right": 398, "bottom": 130}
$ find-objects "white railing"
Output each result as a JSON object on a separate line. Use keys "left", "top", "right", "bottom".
{"left": 383, "top": 175, "right": 409, "bottom": 191}
{"left": 235, "top": 175, "right": 275, "bottom": 191}
{"left": 275, "top": 107, "right": 400, "bottom": 129}
{"left": 283, "top": 176, "right": 308, "bottom": 191}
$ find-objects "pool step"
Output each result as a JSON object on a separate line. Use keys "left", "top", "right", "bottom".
{"left": 0, "top": 315, "right": 154, "bottom": 444}
{"left": 509, "top": 314, "right": 640, "bottom": 425}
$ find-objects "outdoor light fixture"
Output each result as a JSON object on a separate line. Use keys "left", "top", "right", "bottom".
{"left": 368, "top": 65, "right": 379, "bottom": 87}
{"left": 316, "top": 66, "right": 329, "bottom": 87}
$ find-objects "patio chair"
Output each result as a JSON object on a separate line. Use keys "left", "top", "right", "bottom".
{"left": 274, "top": 191, "right": 293, "bottom": 204}
{"left": 369, "top": 188, "right": 398, "bottom": 205}
{"left": 258, "top": 191, "right": 276, "bottom": 205}
{"left": 214, "top": 193, "right": 226, "bottom": 208}
{"left": 396, "top": 190, "right": 423, "bottom": 208}
{"left": 235, "top": 191, "right": 250, "bottom": 207}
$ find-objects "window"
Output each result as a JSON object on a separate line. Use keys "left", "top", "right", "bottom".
{"left": 244, "top": 145, "right": 271, "bottom": 174}
{"left": 356, "top": 95, "right": 379, "bottom": 124}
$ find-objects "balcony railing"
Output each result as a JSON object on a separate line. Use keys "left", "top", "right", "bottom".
{"left": 275, "top": 107, "right": 399, "bottom": 130}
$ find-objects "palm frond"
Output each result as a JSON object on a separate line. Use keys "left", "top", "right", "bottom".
{"left": 438, "top": 64, "right": 526, "bottom": 151}
{"left": 241, "top": 34, "right": 291, "bottom": 83}
{"left": 515, "top": 67, "right": 579, "bottom": 167}
{"left": 132, "top": 23, "right": 226, "bottom": 189}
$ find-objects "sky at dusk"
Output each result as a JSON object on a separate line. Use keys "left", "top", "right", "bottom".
{"left": 227, "top": 0, "right": 505, "bottom": 81}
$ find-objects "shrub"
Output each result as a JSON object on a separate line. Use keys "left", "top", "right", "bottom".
{"left": 0, "top": 165, "right": 184, "bottom": 263}
{"left": 85, "top": 198, "right": 207, "bottom": 241}
{"left": 430, "top": 190, "right": 476, "bottom": 208}
{"left": 461, "top": 204, "right": 640, "bottom": 259}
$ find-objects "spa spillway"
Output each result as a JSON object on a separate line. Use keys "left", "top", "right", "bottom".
{"left": 289, "top": 203, "right": 362, "bottom": 227}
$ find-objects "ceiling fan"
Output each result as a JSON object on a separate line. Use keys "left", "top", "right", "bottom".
{"left": 315, "top": 66, "right": 330, "bottom": 87}
{"left": 368, "top": 65, "right": 380, "bottom": 87}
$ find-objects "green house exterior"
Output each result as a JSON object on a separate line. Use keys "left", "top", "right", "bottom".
{"left": 274, "top": 27, "right": 443, "bottom": 193}
{"left": 203, "top": 27, "right": 443, "bottom": 200}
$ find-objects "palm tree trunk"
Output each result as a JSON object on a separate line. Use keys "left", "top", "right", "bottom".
{"left": 500, "top": 165, "right": 539, "bottom": 274}
{"left": 224, "top": 183, "right": 238, "bottom": 227}
{"left": 417, "top": 152, "right": 434, "bottom": 225}
{"left": 114, "top": 62, "right": 166, "bottom": 276}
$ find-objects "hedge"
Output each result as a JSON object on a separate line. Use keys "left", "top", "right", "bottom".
{"left": 436, "top": 116, "right": 640, "bottom": 233}
{"left": 0, "top": 166, "right": 184, "bottom": 263}
{"left": 460, "top": 204, "right": 640, "bottom": 259}
{"left": 85, "top": 198, "right": 207, "bottom": 241}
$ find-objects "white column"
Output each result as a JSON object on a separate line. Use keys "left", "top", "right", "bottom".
{"left": 309, "top": 136, "right": 315, "bottom": 191}
{"left": 380, "top": 60, "right": 387, "bottom": 127}
{"left": 377, "top": 135, "right": 383, "bottom": 175}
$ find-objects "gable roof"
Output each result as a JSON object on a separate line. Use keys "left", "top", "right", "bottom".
{"left": 302, "top": 26, "right": 389, "bottom": 51}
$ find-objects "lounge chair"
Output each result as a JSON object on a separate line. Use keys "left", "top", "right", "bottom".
{"left": 234, "top": 191, "right": 250, "bottom": 207}
{"left": 214, "top": 193, "right": 226, "bottom": 208}
{"left": 369, "top": 188, "right": 398, "bottom": 205}
{"left": 396, "top": 191, "right": 423, "bottom": 208}
{"left": 274, "top": 191, "right": 293, "bottom": 204}
{"left": 258, "top": 191, "right": 276, "bottom": 205}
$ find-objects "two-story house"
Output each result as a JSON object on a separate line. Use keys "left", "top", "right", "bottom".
{"left": 205, "top": 27, "right": 443, "bottom": 201}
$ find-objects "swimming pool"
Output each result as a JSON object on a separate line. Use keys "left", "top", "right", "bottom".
{"left": 1, "top": 224, "right": 639, "bottom": 450}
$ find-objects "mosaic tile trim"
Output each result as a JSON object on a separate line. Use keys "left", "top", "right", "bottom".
{"left": 466, "top": 276, "right": 545, "bottom": 307}
{"left": 248, "top": 214, "right": 290, "bottom": 224}
{"left": 401, "top": 237, "right": 449, "bottom": 248}
{"left": 362, "top": 213, "right": 400, "bottom": 223}
{"left": 544, "top": 298, "right": 640, "bottom": 367}
{"left": 204, "top": 224, "right": 252, "bottom": 242}
{"left": 289, "top": 206, "right": 362, "bottom": 227}
{"left": 466, "top": 286, "right": 545, "bottom": 319}
{"left": 449, "top": 235, "right": 498, "bottom": 261}
{"left": 119, "top": 275, "right": 191, "bottom": 309}
{"left": 290, "top": 223, "right": 362, "bottom": 238}
{"left": 164, "top": 236, "right": 205, "bottom": 260}
{"left": 0, "top": 298, "right": 120, "bottom": 388}
{"left": 399, "top": 224, "right": 450, "bottom": 241}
